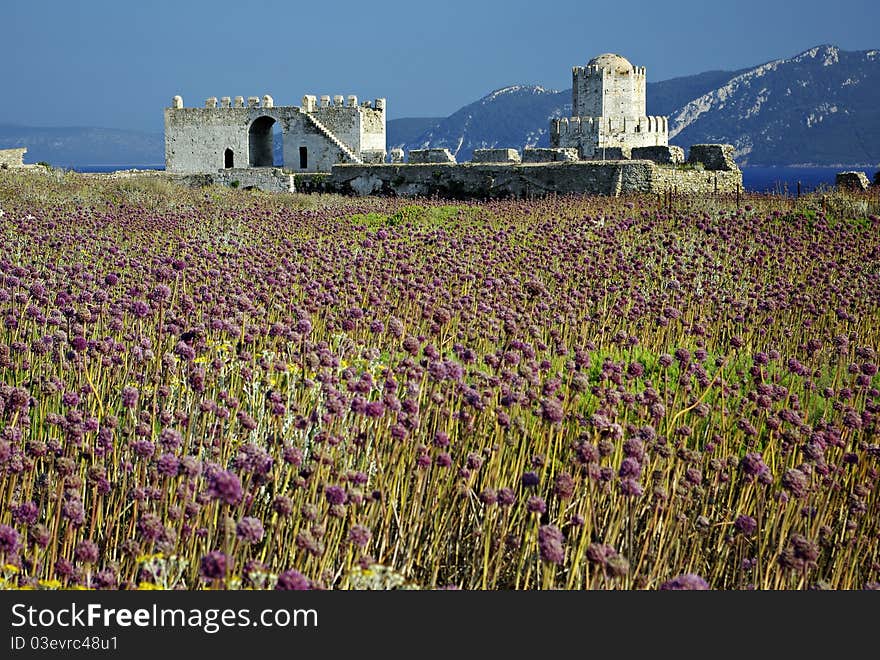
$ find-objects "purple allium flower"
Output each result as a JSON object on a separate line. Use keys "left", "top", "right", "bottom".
{"left": 130, "top": 300, "right": 151, "bottom": 318}
{"left": 0, "top": 524, "right": 21, "bottom": 556}
{"left": 781, "top": 468, "right": 809, "bottom": 498}
{"left": 157, "top": 453, "right": 180, "bottom": 477}
{"left": 538, "top": 525, "right": 565, "bottom": 565}
{"left": 62, "top": 500, "right": 85, "bottom": 526}
{"left": 660, "top": 574, "right": 710, "bottom": 590}
{"left": 734, "top": 514, "right": 758, "bottom": 537}
{"left": 521, "top": 471, "right": 540, "bottom": 488}
{"left": 200, "top": 551, "right": 227, "bottom": 580}
{"left": 553, "top": 473, "right": 576, "bottom": 499}
{"left": 778, "top": 534, "right": 820, "bottom": 572}
{"left": 619, "top": 478, "right": 643, "bottom": 497}
{"left": 74, "top": 539, "right": 99, "bottom": 564}
{"left": 325, "top": 485, "right": 347, "bottom": 506}
{"left": 137, "top": 513, "right": 165, "bottom": 542}
{"left": 236, "top": 517, "right": 265, "bottom": 544}
{"left": 348, "top": 525, "right": 371, "bottom": 548}
{"left": 12, "top": 502, "right": 39, "bottom": 526}
{"left": 526, "top": 496, "right": 546, "bottom": 514}
{"left": 479, "top": 488, "right": 497, "bottom": 505}
{"left": 740, "top": 452, "right": 770, "bottom": 480}
{"left": 121, "top": 386, "right": 138, "bottom": 409}
{"left": 465, "top": 452, "right": 483, "bottom": 471}
{"left": 497, "top": 487, "right": 516, "bottom": 507}
{"left": 685, "top": 467, "right": 703, "bottom": 486}
{"left": 28, "top": 524, "right": 50, "bottom": 548}
{"left": 237, "top": 411, "right": 257, "bottom": 431}
{"left": 272, "top": 495, "right": 293, "bottom": 516}
{"left": 54, "top": 558, "right": 74, "bottom": 578}
{"left": 364, "top": 401, "right": 384, "bottom": 418}
{"left": 619, "top": 457, "right": 642, "bottom": 479}
{"left": 62, "top": 391, "right": 80, "bottom": 407}
{"left": 275, "top": 569, "right": 310, "bottom": 590}
{"left": 540, "top": 397, "right": 564, "bottom": 423}
{"left": 207, "top": 470, "right": 243, "bottom": 505}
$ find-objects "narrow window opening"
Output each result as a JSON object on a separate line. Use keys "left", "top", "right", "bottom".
{"left": 299, "top": 146, "right": 308, "bottom": 169}
{"left": 224, "top": 148, "right": 234, "bottom": 168}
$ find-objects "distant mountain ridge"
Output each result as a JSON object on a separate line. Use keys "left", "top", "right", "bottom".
{"left": 0, "top": 124, "right": 164, "bottom": 167}
{"left": 388, "top": 45, "right": 880, "bottom": 166}
{"left": 3, "top": 45, "right": 878, "bottom": 168}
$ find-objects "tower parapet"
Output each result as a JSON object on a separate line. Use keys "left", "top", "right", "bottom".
{"left": 553, "top": 53, "right": 667, "bottom": 158}
{"left": 164, "top": 89, "right": 386, "bottom": 174}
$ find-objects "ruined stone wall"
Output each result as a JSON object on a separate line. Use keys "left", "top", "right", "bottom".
{"left": 472, "top": 148, "right": 521, "bottom": 163}
{"left": 359, "top": 100, "right": 386, "bottom": 158}
{"left": 572, "top": 65, "right": 647, "bottom": 118}
{"left": 324, "top": 162, "right": 656, "bottom": 198}
{"left": 310, "top": 104, "right": 362, "bottom": 153}
{"left": 282, "top": 114, "right": 351, "bottom": 173}
{"left": 318, "top": 158, "right": 743, "bottom": 199}
{"left": 0, "top": 148, "right": 27, "bottom": 168}
{"left": 650, "top": 165, "right": 743, "bottom": 195}
{"left": 165, "top": 94, "right": 385, "bottom": 174}
{"left": 552, "top": 116, "right": 668, "bottom": 157}
{"left": 165, "top": 107, "right": 252, "bottom": 173}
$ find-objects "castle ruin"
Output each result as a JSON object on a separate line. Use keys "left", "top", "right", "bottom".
{"left": 164, "top": 53, "right": 742, "bottom": 197}
{"left": 551, "top": 54, "right": 669, "bottom": 159}
{"left": 164, "top": 93, "right": 386, "bottom": 174}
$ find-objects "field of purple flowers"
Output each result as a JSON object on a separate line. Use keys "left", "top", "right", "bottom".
{"left": 0, "top": 170, "right": 878, "bottom": 590}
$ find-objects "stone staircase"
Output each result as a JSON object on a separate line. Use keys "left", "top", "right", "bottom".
{"left": 302, "top": 112, "right": 362, "bottom": 164}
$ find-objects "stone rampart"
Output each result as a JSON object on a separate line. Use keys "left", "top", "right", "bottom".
{"left": 0, "top": 148, "right": 27, "bottom": 168}
{"left": 521, "top": 148, "right": 578, "bottom": 163}
{"left": 409, "top": 148, "right": 456, "bottom": 164}
{"left": 472, "top": 148, "right": 521, "bottom": 163}
{"left": 687, "top": 144, "right": 737, "bottom": 171}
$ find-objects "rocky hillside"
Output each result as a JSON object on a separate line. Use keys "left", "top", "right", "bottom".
{"left": 391, "top": 45, "right": 880, "bottom": 166}
{"left": 0, "top": 124, "right": 164, "bottom": 168}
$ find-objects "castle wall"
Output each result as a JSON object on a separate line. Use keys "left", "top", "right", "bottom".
{"left": 172, "top": 156, "right": 742, "bottom": 199}
{"left": 0, "top": 148, "right": 27, "bottom": 168}
{"left": 323, "top": 162, "right": 653, "bottom": 197}
{"left": 359, "top": 100, "right": 386, "bottom": 160}
{"left": 282, "top": 113, "right": 351, "bottom": 173}
{"left": 165, "top": 108, "right": 252, "bottom": 173}
{"left": 313, "top": 158, "right": 742, "bottom": 198}
{"left": 552, "top": 116, "right": 668, "bottom": 158}
{"left": 165, "top": 95, "right": 386, "bottom": 174}
{"left": 573, "top": 65, "right": 647, "bottom": 118}
{"left": 650, "top": 165, "right": 743, "bottom": 195}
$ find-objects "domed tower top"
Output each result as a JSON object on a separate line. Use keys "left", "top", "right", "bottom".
{"left": 573, "top": 53, "right": 647, "bottom": 118}
{"left": 587, "top": 53, "right": 633, "bottom": 73}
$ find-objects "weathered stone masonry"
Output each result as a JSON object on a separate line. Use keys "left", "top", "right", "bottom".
{"left": 164, "top": 93, "right": 386, "bottom": 174}
{"left": 165, "top": 53, "right": 743, "bottom": 198}
{"left": 295, "top": 148, "right": 743, "bottom": 198}
{"left": 551, "top": 54, "right": 668, "bottom": 158}
{"left": 0, "top": 148, "right": 27, "bottom": 168}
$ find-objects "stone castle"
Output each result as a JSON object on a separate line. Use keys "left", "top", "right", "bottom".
{"left": 164, "top": 93, "right": 386, "bottom": 174}
{"left": 164, "top": 54, "right": 741, "bottom": 197}
{"left": 551, "top": 53, "right": 670, "bottom": 159}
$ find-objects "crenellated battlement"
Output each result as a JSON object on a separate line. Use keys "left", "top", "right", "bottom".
{"left": 573, "top": 64, "right": 647, "bottom": 78}
{"left": 165, "top": 88, "right": 386, "bottom": 175}
{"left": 552, "top": 116, "right": 668, "bottom": 136}
{"left": 560, "top": 53, "right": 668, "bottom": 158}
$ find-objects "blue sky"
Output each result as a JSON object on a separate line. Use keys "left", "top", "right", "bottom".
{"left": 2, "top": 0, "right": 878, "bottom": 132}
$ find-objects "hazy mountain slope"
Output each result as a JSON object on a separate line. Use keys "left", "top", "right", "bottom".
{"left": 0, "top": 124, "right": 164, "bottom": 166}
{"left": 668, "top": 45, "right": 880, "bottom": 165}
{"left": 397, "top": 45, "right": 880, "bottom": 166}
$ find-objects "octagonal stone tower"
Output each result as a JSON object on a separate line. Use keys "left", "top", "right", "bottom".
{"left": 551, "top": 53, "right": 668, "bottom": 159}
